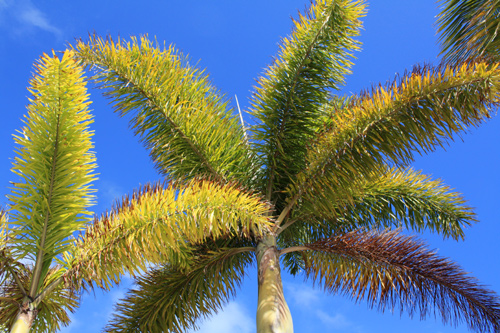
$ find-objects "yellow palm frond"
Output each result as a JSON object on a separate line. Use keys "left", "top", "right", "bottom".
{"left": 287, "top": 61, "right": 500, "bottom": 221}
{"left": 73, "top": 36, "right": 255, "bottom": 186}
{"left": 7, "top": 50, "right": 97, "bottom": 298}
{"left": 66, "top": 180, "right": 270, "bottom": 290}
{"left": 286, "top": 167, "right": 475, "bottom": 240}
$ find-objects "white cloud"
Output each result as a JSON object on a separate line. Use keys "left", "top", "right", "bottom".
{"left": 0, "top": 0, "right": 62, "bottom": 38}
{"left": 316, "top": 310, "right": 364, "bottom": 333}
{"left": 18, "top": 4, "right": 61, "bottom": 37}
{"left": 285, "top": 282, "right": 321, "bottom": 307}
{"left": 98, "top": 180, "right": 126, "bottom": 210}
{"left": 193, "top": 302, "right": 254, "bottom": 333}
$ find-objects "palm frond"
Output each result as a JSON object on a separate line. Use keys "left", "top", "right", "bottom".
{"left": 105, "top": 239, "right": 254, "bottom": 332}
{"left": 287, "top": 167, "right": 475, "bottom": 241}
{"left": 437, "top": 0, "right": 500, "bottom": 61}
{"left": 74, "top": 35, "right": 255, "bottom": 186}
{"left": 0, "top": 265, "right": 79, "bottom": 333}
{"left": 250, "top": 0, "right": 365, "bottom": 205}
{"left": 287, "top": 61, "right": 500, "bottom": 222}
{"left": 66, "top": 179, "right": 270, "bottom": 290}
{"left": 0, "top": 210, "right": 13, "bottom": 285}
{"left": 302, "top": 229, "right": 500, "bottom": 333}
{"left": 7, "top": 50, "right": 96, "bottom": 297}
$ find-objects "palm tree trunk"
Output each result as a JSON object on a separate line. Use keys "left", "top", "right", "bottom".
{"left": 256, "top": 235, "right": 293, "bottom": 333}
{"left": 10, "top": 304, "right": 35, "bottom": 333}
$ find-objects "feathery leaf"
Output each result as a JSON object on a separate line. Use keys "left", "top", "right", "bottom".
{"left": 303, "top": 229, "right": 500, "bottom": 333}
{"left": 7, "top": 50, "right": 96, "bottom": 297}
{"left": 74, "top": 35, "right": 255, "bottom": 186}
{"left": 105, "top": 239, "right": 254, "bottom": 332}
{"left": 67, "top": 180, "right": 269, "bottom": 290}
{"left": 250, "top": 0, "right": 365, "bottom": 206}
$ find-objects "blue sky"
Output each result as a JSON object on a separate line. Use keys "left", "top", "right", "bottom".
{"left": 0, "top": 1, "right": 499, "bottom": 332}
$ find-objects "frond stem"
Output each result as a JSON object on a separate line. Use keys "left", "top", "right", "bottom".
{"left": 6, "top": 264, "right": 28, "bottom": 299}
{"left": 272, "top": 192, "right": 301, "bottom": 233}
{"left": 32, "top": 276, "right": 63, "bottom": 308}
{"left": 232, "top": 246, "right": 256, "bottom": 254}
{"left": 29, "top": 112, "right": 61, "bottom": 299}
{"left": 279, "top": 246, "right": 310, "bottom": 256}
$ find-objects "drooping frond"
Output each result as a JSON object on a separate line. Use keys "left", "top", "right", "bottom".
{"left": 74, "top": 35, "right": 255, "bottom": 186}
{"left": 287, "top": 61, "right": 500, "bottom": 223}
{"left": 8, "top": 50, "right": 96, "bottom": 298}
{"left": 0, "top": 265, "right": 79, "bottom": 333}
{"left": 302, "top": 229, "right": 500, "bottom": 333}
{"left": 250, "top": 0, "right": 365, "bottom": 205}
{"left": 286, "top": 167, "right": 475, "bottom": 240}
{"left": 105, "top": 239, "right": 254, "bottom": 332}
{"left": 437, "top": 0, "right": 500, "bottom": 61}
{"left": 66, "top": 180, "right": 269, "bottom": 290}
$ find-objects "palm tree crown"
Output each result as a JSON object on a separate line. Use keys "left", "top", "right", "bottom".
{"left": 2, "top": 1, "right": 500, "bottom": 332}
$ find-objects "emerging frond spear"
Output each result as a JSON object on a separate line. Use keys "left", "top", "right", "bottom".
{"left": 437, "top": 0, "right": 500, "bottom": 61}
{"left": 105, "top": 239, "right": 254, "bottom": 332}
{"left": 302, "top": 229, "right": 500, "bottom": 333}
{"left": 73, "top": 35, "right": 255, "bottom": 186}
{"left": 67, "top": 179, "right": 271, "bottom": 290}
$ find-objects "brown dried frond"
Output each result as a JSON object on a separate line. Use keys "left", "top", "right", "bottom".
{"left": 304, "top": 229, "right": 500, "bottom": 332}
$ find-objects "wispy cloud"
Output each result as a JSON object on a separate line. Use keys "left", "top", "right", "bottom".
{"left": 97, "top": 180, "right": 126, "bottom": 210}
{"left": 17, "top": 3, "right": 61, "bottom": 37}
{"left": 193, "top": 302, "right": 254, "bottom": 333}
{"left": 285, "top": 282, "right": 321, "bottom": 307}
{"left": 285, "top": 281, "right": 366, "bottom": 332}
{"left": 0, "top": 0, "right": 62, "bottom": 39}
{"left": 317, "top": 310, "right": 365, "bottom": 333}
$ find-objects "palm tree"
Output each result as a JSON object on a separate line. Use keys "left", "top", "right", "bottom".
{"left": 437, "top": 0, "right": 500, "bottom": 61}
{"left": 70, "top": 1, "right": 500, "bottom": 332}
{"left": 0, "top": 51, "right": 270, "bottom": 332}
{"left": 69, "top": 1, "right": 500, "bottom": 332}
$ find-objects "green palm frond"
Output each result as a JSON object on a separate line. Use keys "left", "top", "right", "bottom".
{"left": 66, "top": 179, "right": 269, "bottom": 290}
{"left": 437, "top": 0, "right": 500, "bottom": 61}
{"left": 105, "top": 239, "right": 254, "bottom": 332}
{"left": 301, "top": 229, "right": 500, "bottom": 333}
{"left": 287, "top": 167, "right": 475, "bottom": 240}
{"left": 250, "top": 0, "right": 365, "bottom": 205}
{"left": 7, "top": 50, "right": 97, "bottom": 298}
{"left": 73, "top": 36, "right": 254, "bottom": 185}
{"left": 0, "top": 210, "right": 13, "bottom": 284}
{"left": 285, "top": 61, "right": 500, "bottom": 223}
{"left": 0, "top": 265, "right": 79, "bottom": 333}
